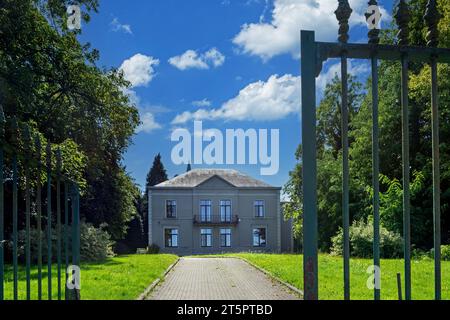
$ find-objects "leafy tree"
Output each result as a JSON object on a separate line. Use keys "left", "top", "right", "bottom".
{"left": 141, "top": 153, "right": 169, "bottom": 238}
{"left": 0, "top": 0, "right": 140, "bottom": 240}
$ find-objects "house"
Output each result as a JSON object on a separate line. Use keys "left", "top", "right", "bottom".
{"left": 148, "top": 169, "right": 293, "bottom": 255}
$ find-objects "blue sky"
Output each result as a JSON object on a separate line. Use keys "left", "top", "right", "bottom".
{"left": 79, "top": 0, "right": 394, "bottom": 192}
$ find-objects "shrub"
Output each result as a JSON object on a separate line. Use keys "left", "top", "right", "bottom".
{"left": 442, "top": 245, "right": 450, "bottom": 261}
{"left": 147, "top": 244, "right": 160, "bottom": 254}
{"left": 429, "top": 245, "right": 450, "bottom": 261}
{"left": 17, "top": 221, "right": 114, "bottom": 263}
{"left": 331, "top": 219, "right": 403, "bottom": 258}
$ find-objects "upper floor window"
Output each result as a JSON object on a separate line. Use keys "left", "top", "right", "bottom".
{"left": 166, "top": 200, "right": 177, "bottom": 218}
{"left": 200, "top": 228, "right": 213, "bottom": 247}
{"left": 200, "top": 200, "right": 212, "bottom": 222}
{"left": 220, "top": 200, "right": 232, "bottom": 222}
{"left": 254, "top": 200, "right": 265, "bottom": 218}
{"left": 220, "top": 228, "right": 231, "bottom": 247}
{"left": 253, "top": 228, "right": 266, "bottom": 247}
{"left": 165, "top": 228, "right": 178, "bottom": 248}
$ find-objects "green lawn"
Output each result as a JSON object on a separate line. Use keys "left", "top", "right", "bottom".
{"left": 221, "top": 253, "right": 450, "bottom": 300}
{"left": 1, "top": 254, "right": 178, "bottom": 300}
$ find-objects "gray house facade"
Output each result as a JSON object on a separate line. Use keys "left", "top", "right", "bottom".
{"left": 148, "top": 169, "right": 292, "bottom": 255}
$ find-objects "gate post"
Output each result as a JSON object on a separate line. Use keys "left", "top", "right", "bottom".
{"left": 301, "top": 30, "right": 318, "bottom": 300}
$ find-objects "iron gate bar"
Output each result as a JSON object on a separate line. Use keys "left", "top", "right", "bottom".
{"left": 366, "top": 0, "right": 381, "bottom": 301}
{"left": 314, "top": 44, "right": 450, "bottom": 74}
{"left": 395, "top": 0, "right": 412, "bottom": 299}
{"left": 335, "top": 0, "right": 352, "bottom": 300}
{"left": 23, "top": 125, "right": 31, "bottom": 300}
{"left": 56, "top": 149, "right": 62, "bottom": 300}
{"left": 401, "top": 54, "right": 411, "bottom": 300}
{"left": 64, "top": 181, "right": 69, "bottom": 300}
{"left": 0, "top": 107, "right": 4, "bottom": 301}
{"left": 425, "top": 0, "right": 442, "bottom": 300}
{"left": 46, "top": 142, "right": 52, "bottom": 300}
{"left": 12, "top": 117, "right": 18, "bottom": 300}
{"left": 35, "top": 135, "right": 43, "bottom": 300}
{"left": 71, "top": 183, "right": 80, "bottom": 300}
{"left": 301, "top": 30, "right": 318, "bottom": 301}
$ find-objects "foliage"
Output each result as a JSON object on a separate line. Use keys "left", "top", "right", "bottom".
{"left": 79, "top": 222, "right": 115, "bottom": 262}
{"left": 441, "top": 245, "right": 450, "bottom": 261}
{"left": 147, "top": 244, "right": 160, "bottom": 254}
{"left": 0, "top": 0, "right": 140, "bottom": 240}
{"left": 141, "top": 153, "right": 169, "bottom": 238}
{"left": 16, "top": 221, "right": 114, "bottom": 262}
{"left": 285, "top": 0, "right": 450, "bottom": 252}
{"left": 330, "top": 219, "right": 403, "bottom": 259}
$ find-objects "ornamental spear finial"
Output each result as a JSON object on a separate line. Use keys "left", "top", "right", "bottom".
{"left": 335, "top": 0, "right": 353, "bottom": 43}
{"left": 394, "top": 0, "right": 410, "bottom": 46}
{"left": 424, "top": 0, "right": 440, "bottom": 47}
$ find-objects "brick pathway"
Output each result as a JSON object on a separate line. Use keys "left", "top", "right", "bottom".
{"left": 148, "top": 257, "right": 300, "bottom": 300}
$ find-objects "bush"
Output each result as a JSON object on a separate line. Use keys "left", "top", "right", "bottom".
{"left": 429, "top": 245, "right": 450, "bottom": 261}
{"left": 80, "top": 222, "right": 115, "bottom": 262}
{"left": 17, "top": 221, "right": 115, "bottom": 263}
{"left": 331, "top": 219, "right": 403, "bottom": 258}
{"left": 147, "top": 244, "right": 160, "bottom": 254}
{"left": 442, "top": 245, "right": 450, "bottom": 261}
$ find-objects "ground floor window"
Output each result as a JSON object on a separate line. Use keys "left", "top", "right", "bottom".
{"left": 165, "top": 228, "right": 178, "bottom": 248}
{"left": 201, "top": 228, "right": 213, "bottom": 247}
{"left": 220, "top": 228, "right": 231, "bottom": 247}
{"left": 253, "top": 228, "right": 266, "bottom": 247}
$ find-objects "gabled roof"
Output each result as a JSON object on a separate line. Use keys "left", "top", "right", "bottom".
{"left": 152, "top": 169, "right": 278, "bottom": 189}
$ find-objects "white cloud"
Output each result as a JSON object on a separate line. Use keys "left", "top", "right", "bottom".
{"left": 233, "top": 0, "right": 390, "bottom": 61}
{"left": 171, "top": 60, "right": 369, "bottom": 124}
{"left": 110, "top": 17, "right": 132, "bottom": 34}
{"left": 317, "top": 59, "right": 370, "bottom": 93}
{"left": 136, "top": 112, "right": 162, "bottom": 133}
{"left": 119, "top": 54, "right": 160, "bottom": 87}
{"left": 172, "top": 74, "right": 300, "bottom": 124}
{"left": 169, "top": 48, "right": 225, "bottom": 70}
{"left": 192, "top": 99, "right": 212, "bottom": 107}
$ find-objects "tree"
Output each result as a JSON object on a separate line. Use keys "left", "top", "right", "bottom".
{"left": 141, "top": 153, "right": 169, "bottom": 238}
{"left": 0, "top": 0, "right": 140, "bottom": 240}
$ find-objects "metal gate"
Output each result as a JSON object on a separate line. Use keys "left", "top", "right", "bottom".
{"left": 0, "top": 106, "right": 81, "bottom": 300}
{"left": 301, "top": 0, "right": 449, "bottom": 300}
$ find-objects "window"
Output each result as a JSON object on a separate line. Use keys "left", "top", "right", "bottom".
{"left": 220, "top": 200, "right": 232, "bottom": 222}
{"left": 220, "top": 228, "right": 231, "bottom": 247}
{"left": 200, "top": 229, "right": 213, "bottom": 247}
{"left": 165, "top": 228, "right": 178, "bottom": 248}
{"left": 166, "top": 200, "right": 177, "bottom": 218}
{"left": 200, "top": 200, "right": 212, "bottom": 222}
{"left": 253, "top": 228, "right": 266, "bottom": 247}
{"left": 254, "top": 200, "right": 265, "bottom": 217}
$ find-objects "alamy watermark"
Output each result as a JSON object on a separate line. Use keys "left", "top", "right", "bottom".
{"left": 66, "top": 265, "right": 81, "bottom": 290}
{"left": 67, "top": 5, "right": 81, "bottom": 30}
{"left": 366, "top": 4, "right": 382, "bottom": 30}
{"left": 366, "top": 265, "right": 381, "bottom": 290}
{"left": 171, "top": 121, "right": 279, "bottom": 175}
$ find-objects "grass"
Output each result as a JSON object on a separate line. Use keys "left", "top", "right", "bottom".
{"left": 216, "top": 253, "right": 450, "bottom": 300}
{"left": 1, "top": 254, "right": 178, "bottom": 300}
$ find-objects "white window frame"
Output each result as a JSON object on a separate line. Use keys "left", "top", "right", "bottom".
{"left": 220, "top": 228, "right": 232, "bottom": 248}
{"left": 164, "top": 227, "right": 179, "bottom": 248}
{"left": 200, "top": 228, "right": 213, "bottom": 247}
{"left": 254, "top": 200, "right": 265, "bottom": 218}
{"left": 252, "top": 227, "right": 267, "bottom": 247}
{"left": 165, "top": 200, "right": 177, "bottom": 219}
{"left": 199, "top": 200, "right": 212, "bottom": 222}
{"left": 220, "top": 200, "right": 232, "bottom": 222}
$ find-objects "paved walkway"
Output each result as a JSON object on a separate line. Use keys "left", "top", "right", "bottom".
{"left": 148, "top": 257, "right": 300, "bottom": 300}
